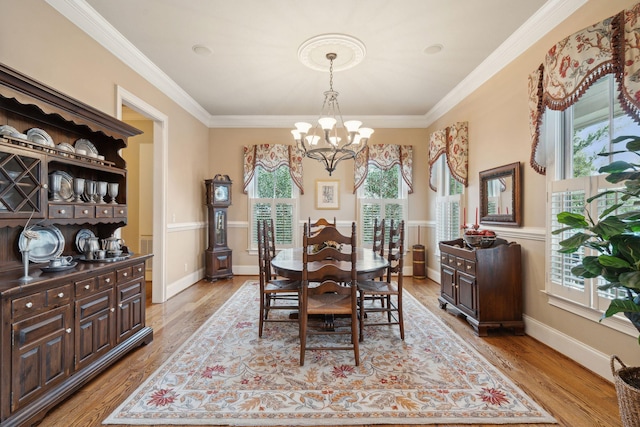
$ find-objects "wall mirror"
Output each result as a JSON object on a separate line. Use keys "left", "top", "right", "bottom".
{"left": 479, "top": 162, "right": 522, "bottom": 227}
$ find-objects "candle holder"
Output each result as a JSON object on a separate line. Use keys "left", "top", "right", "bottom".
{"left": 19, "top": 249, "right": 32, "bottom": 282}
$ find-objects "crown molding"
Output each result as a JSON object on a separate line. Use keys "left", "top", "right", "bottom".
{"left": 45, "top": 0, "right": 211, "bottom": 126}
{"left": 424, "top": 0, "right": 587, "bottom": 126}
{"left": 47, "top": 0, "right": 586, "bottom": 129}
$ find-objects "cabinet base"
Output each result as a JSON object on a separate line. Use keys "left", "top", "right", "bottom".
{"left": 438, "top": 297, "right": 525, "bottom": 337}
{"left": 2, "top": 327, "right": 153, "bottom": 427}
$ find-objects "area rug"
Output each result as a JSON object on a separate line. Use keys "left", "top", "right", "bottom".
{"left": 104, "top": 281, "right": 556, "bottom": 425}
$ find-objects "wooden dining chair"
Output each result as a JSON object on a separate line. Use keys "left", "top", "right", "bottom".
{"left": 299, "top": 222, "right": 359, "bottom": 366}
{"left": 371, "top": 218, "right": 385, "bottom": 282}
{"left": 358, "top": 219, "right": 405, "bottom": 342}
{"left": 257, "top": 219, "right": 300, "bottom": 338}
{"left": 308, "top": 217, "right": 336, "bottom": 235}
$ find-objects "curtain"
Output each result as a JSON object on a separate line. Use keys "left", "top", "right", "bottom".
{"left": 353, "top": 144, "right": 413, "bottom": 193}
{"left": 428, "top": 122, "right": 469, "bottom": 192}
{"left": 242, "top": 144, "right": 304, "bottom": 194}
{"left": 528, "top": 2, "right": 640, "bottom": 175}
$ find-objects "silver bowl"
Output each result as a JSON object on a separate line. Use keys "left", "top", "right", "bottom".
{"left": 463, "top": 234, "right": 496, "bottom": 248}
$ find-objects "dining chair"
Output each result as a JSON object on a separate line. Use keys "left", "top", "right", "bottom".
{"left": 308, "top": 217, "right": 336, "bottom": 235}
{"left": 299, "top": 222, "right": 359, "bottom": 366}
{"left": 264, "top": 218, "right": 278, "bottom": 279}
{"left": 372, "top": 217, "right": 385, "bottom": 258}
{"left": 257, "top": 219, "right": 300, "bottom": 338}
{"left": 358, "top": 219, "right": 405, "bottom": 342}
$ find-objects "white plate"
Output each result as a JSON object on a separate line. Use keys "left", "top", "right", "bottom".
{"left": 75, "top": 138, "right": 98, "bottom": 156}
{"left": 40, "top": 261, "right": 78, "bottom": 273}
{"left": 18, "top": 225, "right": 65, "bottom": 263}
{"left": 57, "top": 142, "right": 75, "bottom": 154}
{"left": 0, "top": 125, "right": 19, "bottom": 136}
{"left": 26, "top": 128, "right": 55, "bottom": 147}
{"left": 75, "top": 228, "right": 96, "bottom": 253}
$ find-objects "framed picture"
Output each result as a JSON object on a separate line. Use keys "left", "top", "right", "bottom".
{"left": 316, "top": 180, "right": 340, "bottom": 210}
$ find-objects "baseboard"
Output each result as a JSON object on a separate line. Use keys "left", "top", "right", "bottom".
{"left": 167, "top": 268, "right": 205, "bottom": 299}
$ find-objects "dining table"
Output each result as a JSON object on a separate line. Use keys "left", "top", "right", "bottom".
{"left": 270, "top": 247, "right": 389, "bottom": 281}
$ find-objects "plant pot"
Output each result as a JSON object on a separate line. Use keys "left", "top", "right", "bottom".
{"left": 624, "top": 312, "right": 640, "bottom": 334}
{"left": 611, "top": 355, "right": 640, "bottom": 427}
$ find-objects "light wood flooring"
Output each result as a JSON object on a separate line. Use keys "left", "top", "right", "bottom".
{"left": 38, "top": 276, "right": 622, "bottom": 427}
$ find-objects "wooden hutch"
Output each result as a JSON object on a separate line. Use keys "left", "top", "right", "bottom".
{"left": 0, "top": 64, "right": 153, "bottom": 426}
{"left": 438, "top": 238, "right": 524, "bottom": 336}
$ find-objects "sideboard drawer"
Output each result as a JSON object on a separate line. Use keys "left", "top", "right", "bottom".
{"left": 12, "top": 292, "right": 47, "bottom": 319}
{"left": 113, "top": 206, "right": 127, "bottom": 218}
{"left": 95, "top": 206, "right": 113, "bottom": 218}
{"left": 75, "top": 277, "right": 97, "bottom": 297}
{"left": 47, "top": 284, "right": 73, "bottom": 307}
{"left": 98, "top": 271, "right": 116, "bottom": 290}
{"left": 49, "top": 204, "right": 73, "bottom": 219}
{"left": 74, "top": 205, "right": 94, "bottom": 219}
{"left": 116, "top": 266, "right": 133, "bottom": 283}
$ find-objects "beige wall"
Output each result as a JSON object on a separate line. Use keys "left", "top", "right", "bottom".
{"left": 424, "top": 0, "right": 640, "bottom": 368}
{"left": 1, "top": 0, "right": 211, "bottom": 291}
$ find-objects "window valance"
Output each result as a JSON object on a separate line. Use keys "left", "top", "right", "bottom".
{"left": 242, "top": 144, "right": 304, "bottom": 194}
{"left": 428, "top": 121, "right": 469, "bottom": 192}
{"left": 353, "top": 144, "right": 413, "bottom": 193}
{"left": 528, "top": 2, "right": 640, "bottom": 175}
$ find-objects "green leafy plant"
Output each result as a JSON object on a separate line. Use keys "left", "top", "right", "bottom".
{"left": 553, "top": 135, "right": 640, "bottom": 344}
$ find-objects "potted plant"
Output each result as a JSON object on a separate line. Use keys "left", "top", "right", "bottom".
{"left": 554, "top": 134, "right": 640, "bottom": 340}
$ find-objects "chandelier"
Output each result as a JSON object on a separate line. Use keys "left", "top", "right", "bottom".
{"left": 291, "top": 52, "right": 373, "bottom": 175}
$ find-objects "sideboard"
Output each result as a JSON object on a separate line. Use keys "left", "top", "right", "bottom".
{"left": 0, "top": 63, "right": 153, "bottom": 427}
{"left": 438, "top": 238, "right": 524, "bottom": 336}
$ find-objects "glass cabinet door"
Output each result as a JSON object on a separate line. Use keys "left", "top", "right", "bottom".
{"left": 0, "top": 148, "right": 45, "bottom": 218}
{"left": 214, "top": 209, "right": 226, "bottom": 246}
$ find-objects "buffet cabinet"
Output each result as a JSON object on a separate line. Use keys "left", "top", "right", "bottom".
{"left": 0, "top": 63, "right": 153, "bottom": 427}
{"left": 438, "top": 238, "right": 524, "bottom": 336}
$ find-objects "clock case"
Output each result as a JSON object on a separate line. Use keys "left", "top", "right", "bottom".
{"left": 205, "top": 175, "right": 233, "bottom": 280}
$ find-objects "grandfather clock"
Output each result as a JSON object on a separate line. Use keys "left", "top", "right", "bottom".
{"left": 205, "top": 174, "right": 233, "bottom": 281}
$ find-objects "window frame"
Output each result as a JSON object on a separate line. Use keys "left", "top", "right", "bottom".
{"left": 434, "top": 155, "right": 464, "bottom": 253}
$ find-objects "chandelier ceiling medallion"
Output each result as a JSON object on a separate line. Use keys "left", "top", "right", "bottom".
{"left": 292, "top": 34, "right": 373, "bottom": 176}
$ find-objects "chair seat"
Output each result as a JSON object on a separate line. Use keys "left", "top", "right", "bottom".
{"left": 265, "top": 279, "right": 300, "bottom": 292}
{"left": 358, "top": 279, "right": 398, "bottom": 294}
{"left": 307, "top": 293, "right": 352, "bottom": 315}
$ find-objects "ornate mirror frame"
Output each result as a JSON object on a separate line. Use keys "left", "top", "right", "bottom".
{"left": 479, "top": 162, "right": 522, "bottom": 227}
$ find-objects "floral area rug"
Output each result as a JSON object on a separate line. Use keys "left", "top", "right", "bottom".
{"left": 104, "top": 281, "right": 555, "bottom": 425}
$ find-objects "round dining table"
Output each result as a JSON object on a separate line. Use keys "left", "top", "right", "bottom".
{"left": 270, "top": 247, "right": 389, "bottom": 281}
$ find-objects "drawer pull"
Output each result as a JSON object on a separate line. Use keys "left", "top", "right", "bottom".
{"left": 441, "top": 256, "right": 446, "bottom": 261}
{"left": 118, "top": 303, "right": 123, "bottom": 308}
{"left": 466, "top": 265, "right": 472, "bottom": 270}
{"left": 103, "top": 209, "right": 109, "bottom": 214}
{"left": 25, "top": 302, "right": 33, "bottom": 308}
{"left": 42, "top": 183, "right": 48, "bottom": 189}
{"left": 119, "top": 209, "right": 124, "bottom": 214}
{"left": 84, "top": 284, "right": 90, "bottom": 290}
{"left": 456, "top": 262, "right": 462, "bottom": 267}
{"left": 123, "top": 272, "right": 128, "bottom": 277}
{"left": 83, "top": 209, "right": 89, "bottom": 214}
{"left": 65, "top": 328, "right": 72, "bottom": 334}
{"left": 57, "top": 292, "right": 64, "bottom": 298}
{"left": 110, "top": 307, "right": 115, "bottom": 312}
{"left": 137, "top": 267, "right": 142, "bottom": 272}
{"left": 105, "top": 278, "right": 111, "bottom": 283}
{"left": 58, "top": 209, "right": 66, "bottom": 214}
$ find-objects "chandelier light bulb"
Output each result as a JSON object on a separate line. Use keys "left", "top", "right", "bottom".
{"left": 329, "top": 136, "right": 341, "bottom": 146}
{"left": 295, "top": 122, "right": 313, "bottom": 134}
{"left": 358, "top": 127, "right": 374, "bottom": 139}
{"left": 306, "top": 135, "right": 320, "bottom": 146}
{"left": 344, "top": 120, "right": 362, "bottom": 133}
{"left": 318, "top": 117, "right": 337, "bottom": 130}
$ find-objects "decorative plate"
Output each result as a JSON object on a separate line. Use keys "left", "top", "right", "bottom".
{"left": 40, "top": 261, "right": 78, "bottom": 273}
{"left": 75, "top": 228, "right": 96, "bottom": 253}
{"left": 56, "top": 142, "right": 75, "bottom": 154}
{"left": 26, "top": 128, "right": 55, "bottom": 147}
{"left": 75, "top": 138, "right": 98, "bottom": 156}
{"left": 0, "top": 125, "right": 19, "bottom": 136}
{"left": 18, "top": 225, "right": 65, "bottom": 263}
{"left": 50, "top": 171, "right": 75, "bottom": 202}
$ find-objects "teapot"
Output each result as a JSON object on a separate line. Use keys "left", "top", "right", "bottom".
{"left": 83, "top": 237, "right": 100, "bottom": 260}
{"left": 102, "top": 235, "right": 125, "bottom": 252}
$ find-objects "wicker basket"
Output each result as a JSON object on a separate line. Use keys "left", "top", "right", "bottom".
{"left": 611, "top": 355, "right": 640, "bottom": 427}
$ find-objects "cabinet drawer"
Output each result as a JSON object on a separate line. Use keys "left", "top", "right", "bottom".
{"left": 75, "top": 277, "right": 97, "bottom": 297}
{"left": 463, "top": 259, "right": 476, "bottom": 276}
{"left": 49, "top": 204, "right": 73, "bottom": 219}
{"left": 118, "top": 281, "right": 142, "bottom": 301}
{"left": 116, "top": 266, "right": 133, "bottom": 283}
{"left": 98, "top": 271, "right": 116, "bottom": 290}
{"left": 455, "top": 256, "right": 466, "bottom": 270}
{"left": 47, "top": 284, "right": 72, "bottom": 307}
{"left": 95, "top": 206, "right": 113, "bottom": 218}
{"left": 131, "top": 262, "right": 145, "bottom": 278}
{"left": 12, "top": 292, "right": 47, "bottom": 319}
{"left": 113, "top": 206, "right": 127, "bottom": 218}
{"left": 74, "top": 205, "right": 94, "bottom": 219}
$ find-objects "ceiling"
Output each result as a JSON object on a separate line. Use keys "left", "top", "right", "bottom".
{"left": 49, "top": 0, "right": 586, "bottom": 127}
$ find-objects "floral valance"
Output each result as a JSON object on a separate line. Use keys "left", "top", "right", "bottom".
{"left": 353, "top": 144, "right": 413, "bottom": 193}
{"left": 242, "top": 144, "right": 304, "bottom": 194}
{"left": 428, "top": 121, "right": 469, "bottom": 192}
{"left": 528, "top": 2, "right": 640, "bottom": 175}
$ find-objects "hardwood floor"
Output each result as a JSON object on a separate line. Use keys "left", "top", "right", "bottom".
{"left": 37, "top": 276, "right": 622, "bottom": 427}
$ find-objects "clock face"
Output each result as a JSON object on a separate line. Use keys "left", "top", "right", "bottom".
{"left": 214, "top": 185, "right": 229, "bottom": 202}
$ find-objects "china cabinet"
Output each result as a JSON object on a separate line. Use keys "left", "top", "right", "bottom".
{"left": 0, "top": 63, "right": 153, "bottom": 427}
{"left": 438, "top": 238, "right": 524, "bottom": 336}
{"left": 205, "top": 175, "right": 233, "bottom": 281}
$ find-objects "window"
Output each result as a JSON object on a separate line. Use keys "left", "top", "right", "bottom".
{"left": 248, "top": 165, "right": 298, "bottom": 250}
{"left": 357, "top": 164, "right": 407, "bottom": 246}
{"left": 546, "top": 74, "right": 640, "bottom": 317}
{"left": 435, "top": 156, "right": 464, "bottom": 246}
